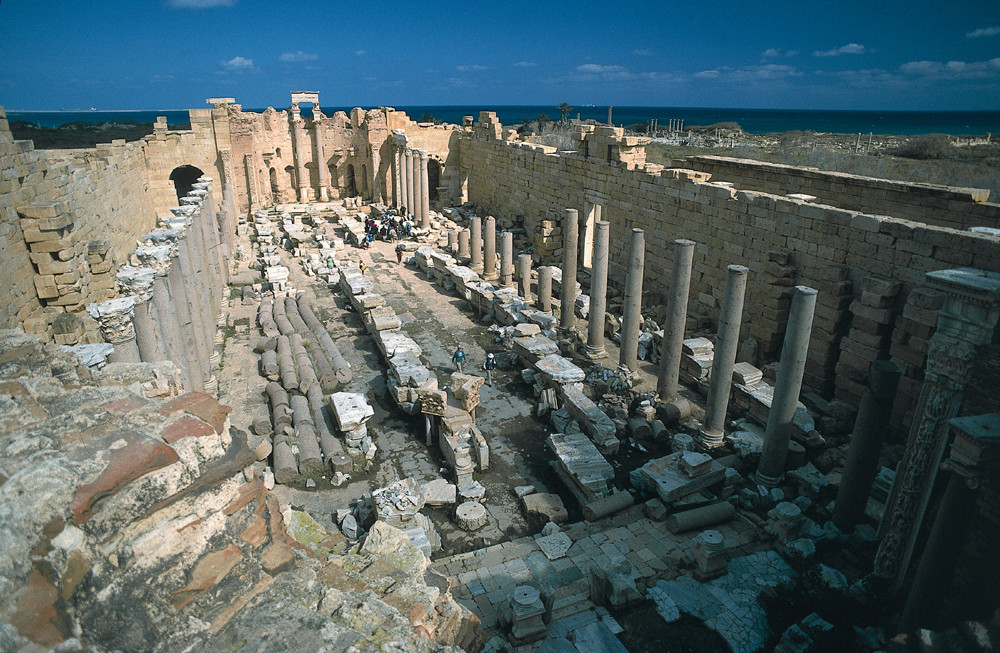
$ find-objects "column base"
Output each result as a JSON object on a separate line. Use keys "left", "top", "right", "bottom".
{"left": 319, "top": 188, "right": 330, "bottom": 202}
{"left": 754, "top": 469, "right": 783, "bottom": 488}
{"left": 482, "top": 272, "right": 498, "bottom": 281}
{"left": 697, "top": 426, "right": 725, "bottom": 449}
{"left": 581, "top": 344, "right": 607, "bottom": 360}
{"left": 298, "top": 188, "right": 311, "bottom": 202}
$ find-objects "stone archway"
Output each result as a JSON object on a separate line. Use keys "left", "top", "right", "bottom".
{"left": 344, "top": 164, "right": 357, "bottom": 197}
{"left": 360, "top": 164, "right": 369, "bottom": 196}
{"left": 284, "top": 165, "right": 296, "bottom": 201}
{"left": 169, "top": 165, "right": 204, "bottom": 203}
{"left": 269, "top": 168, "right": 279, "bottom": 199}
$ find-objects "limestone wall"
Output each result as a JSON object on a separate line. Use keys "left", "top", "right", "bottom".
{"left": 0, "top": 107, "right": 160, "bottom": 341}
{"left": 460, "top": 119, "right": 1000, "bottom": 434}
{"left": 682, "top": 155, "right": 1000, "bottom": 231}
{"left": 145, "top": 109, "right": 226, "bottom": 216}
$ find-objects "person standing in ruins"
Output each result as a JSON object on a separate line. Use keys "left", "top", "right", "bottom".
{"left": 483, "top": 352, "right": 496, "bottom": 386}
{"left": 395, "top": 244, "right": 404, "bottom": 264}
{"left": 359, "top": 261, "right": 366, "bottom": 276}
{"left": 452, "top": 346, "right": 466, "bottom": 373}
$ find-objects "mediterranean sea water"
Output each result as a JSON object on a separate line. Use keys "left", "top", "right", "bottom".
{"left": 8, "top": 106, "right": 1000, "bottom": 136}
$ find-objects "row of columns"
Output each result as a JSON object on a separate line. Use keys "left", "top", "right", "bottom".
{"left": 392, "top": 144, "right": 431, "bottom": 229}
{"left": 288, "top": 103, "right": 331, "bottom": 202}
{"left": 87, "top": 177, "right": 232, "bottom": 394}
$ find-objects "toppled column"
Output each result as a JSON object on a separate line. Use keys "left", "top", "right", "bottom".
{"left": 419, "top": 151, "right": 430, "bottom": 229}
{"left": 117, "top": 266, "right": 164, "bottom": 362}
{"left": 537, "top": 266, "right": 553, "bottom": 313}
{"left": 698, "top": 265, "right": 749, "bottom": 448}
{"left": 619, "top": 228, "right": 645, "bottom": 372}
{"left": 876, "top": 268, "right": 1000, "bottom": 585}
{"left": 657, "top": 239, "right": 695, "bottom": 400}
{"left": 470, "top": 216, "right": 483, "bottom": 273}
{"left": 560, "top": 208, "right": 579, "bottom": 330}
{"left": 517, "top": 254, "right": 532, "bottom": 301}
{"left": 756, "top": 286, "right": 818, "bottom": 487}
{"left": 499, "top": 231, "right": 514, "bottom": 287}
{"left": 88, "top": 296, "right": 140, "bottom": 363}
{"left": 583, "top": 221, "right": 610, "bottom": 359}
{"left": 832, "top": 360, "right": 901, "bottom": 531}
{"left": 458, "top": 229, "right": 471, "bottom": 259}
{"left": 483, "top": 216, "right": 498, "bottom": 281}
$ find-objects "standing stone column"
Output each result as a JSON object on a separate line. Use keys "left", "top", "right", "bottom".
{"left": 458, "top": 229, "right": 471, "bottom": 259}
{"left": 537, "top": 267, "right": 553, "bottom": 313}
{"left": 756, "top": 286, "right": 818, "bottom": 487}
{"left": 289, "top": 104, "right": 310, "bottom": 202}
{"left": 833, "top": 360, "right": 902, "bottom": 531}
{"left": 584, "top": 221, "right": 610, "bottom": 359}
{"left": 314, "top": 110, "right": 330, "bottom": 201}
{"left": 173, "top": 223, "right": 212, "bottom": 384}
{"left": 698, "top": 265, "right": 749, "bottom": 448}
{"left": 470, "top": 216, "right": 483, "bottom": 273}
{"left": 88, "top": 297, "right": 140, "bottom": 363}
{"left": 419, "top": 151, "right": 430, "bottom": 229}
{"left": 517, "top": 254, "right": 532, "bottom": 301}
{"left": 448, "top": 230, "right": 459, "bottom": 253}
{"left": 657, "top": 239, "right": 696, "bottom": 400}
{"left": 413, "top": 152, "right": 424, "bottom": 224}
{"left": 560, "top": 208, "right": 579, "bottom": 330}
{"left": 396, "top": 146, "right": 406, "bottom": 211}
{"left": 875, "top": 268, "right": 1000, "bottom": 585}
{"left": 404, "top": 148, "right": 415, "bottom": 215}
{"left": 483, "top": 216, "right": 498, "bottom": 281}
{"left": 162, "top": 241, "right": 206, "bottom": 391}
{"left": 499, "top": 231, "right": 514, "bottom": 288}
{"left": 619, "top": 228, "right": 645, "bottom": 372}
{"left": 117, "top": 266, "right": 164, "bottom": 362}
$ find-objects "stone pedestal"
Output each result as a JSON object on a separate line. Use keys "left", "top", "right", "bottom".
{"left": 757, "top": 286, "right": 818, "bottom": 487}
{"left": 537, "top": 266, "right": 553, "bottom": 313}
{"left": 699, "top": 265, "right": 748, "bottom": 448}
{"left": 483, "top": 216, "right": 497, "bottom": 281}
{"left": 455, "top": 501, "right": 488, "bottom": 530}
{"left": 560, "top": 208, "right": 579, "bottom": 330}
{"left": 833, "top": 360, "right": 902, "bottom": 531}
{"left": 657, "top": 239, "right": 695, "bottom": 400}
{"left": 499, "top": 231, "right": 514, "bottom": 287}
{"left": 876, "top": 268, "right": 1000, "bottom": 586}
{"left": 583, "top": 221, "right": 610, "bottom": 360}
{"left": 693, "top": 529, "right": 728, "bottom": 580}
{"left": 509, "top": 585, "right": 547, "bottom": 643}
{"left": 470, "top": 217, "right": 483, "bottom": 272}
{"left": 619, "top": 228, "right": 645, "bottom": 372}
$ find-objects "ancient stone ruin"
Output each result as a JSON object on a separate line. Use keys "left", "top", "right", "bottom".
{"left": 1, "top": 92, "right": 999, "bottom": 652}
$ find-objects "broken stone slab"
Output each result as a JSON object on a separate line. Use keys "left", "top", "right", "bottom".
{"left": 536, "top": 531, "right": 573, "bottom": 560}
{"left": 423, "top": 479, "right": 457, "bottom": 506}
{"left": 328, "top": 392, "right": 374, "bottom": 431}
{"left": 512, "top": 334, "right": 559, "bottom": 365}
{"left": 560, "top": 385, "right": 620, "bottom": 455}
{"left": 535, "top": 354, "right": 585, "bottom": 385}
{"left": 547, "top": 431, "right": 615, "bottom": 501}
{"left": 634, "top": 452, "right": 727, "bottom": 505}
{"left": 457, "top": 480, "right": 486, "bottom": 503}
{"left": 388, "top": 353, "right": 435, "bottom": 387}
{"left": 522, "top": 492, "right": 569, "bottom": 523}
{"left": 513, "top": 322, "right": 541, "bottom": 337}
{"left": 520, "top": 309, "right": 558, "bottom": 331}
{"left": 366, "top": 305, "right": 402, "bottom": 332}
{"left": 376, "top": 329, "right": 422, "bottom": 358}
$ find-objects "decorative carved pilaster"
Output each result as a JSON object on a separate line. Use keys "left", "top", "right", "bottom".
{"left": 875, "top": 268, "right": 1000, "bottom": 585}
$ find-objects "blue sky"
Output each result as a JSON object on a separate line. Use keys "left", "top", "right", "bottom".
{"left": 1, "top": 0, "right": 999, "bottom": 111}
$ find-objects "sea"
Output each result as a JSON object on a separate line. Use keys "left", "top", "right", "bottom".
{"left": 7, "top": 106, "right": 1000, "bottom": 136}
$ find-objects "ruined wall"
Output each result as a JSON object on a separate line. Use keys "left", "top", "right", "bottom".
{"left": 460, "top": 118, "right": 1000, "bottom": 434}
{"left": 145, "top": 109, "right": 225, "bottom": 216}
{"left": 682, "top": 155, "right": 1000, "bottom": 231}
{"left": 0, "top": 107, "right": 160, "bottom": 340}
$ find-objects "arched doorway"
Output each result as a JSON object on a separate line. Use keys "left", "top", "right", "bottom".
{"left": 284, "top": 166, "right": 296, "bottom": 200}
{"left": 169, "top": 165, "right": 204, "bottom": 203}
{"left": 344, "top": 164, "right": 357, "bottom": 197}
{"left": 269, "top": 168, "right": 279, "bottom": 199}
{"left": 360, "top": 164, "right": 369, "bottom": 196}
{"left": 428, "top": 159, "right": 442, "bottom": 203}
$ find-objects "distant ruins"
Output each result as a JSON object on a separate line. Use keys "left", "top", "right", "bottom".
{"left": 1, "top": 90, "right": 999, "bottom": 651}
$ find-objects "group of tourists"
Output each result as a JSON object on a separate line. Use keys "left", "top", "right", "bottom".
{"left": 361, "top": 207, "right": 414, "bottom": 249}
{"left": 452, "top": 346, "right": 497, "bottom": 386}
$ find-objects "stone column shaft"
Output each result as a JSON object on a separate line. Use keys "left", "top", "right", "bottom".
{"left": 619, "top": 228, "right": 645, "bottom": 371}
{"left": 699, "top": 265, "right": 749, "bottom": 448}
{"left": 657, "top": 239, "right": 695, "bottom": 399}
{"left": 832, "top": 360, "right": 902, "bottom": 531}
{"left": 757, "top": 286, "right": 818, "bottom": 487}
{"left": 560, "top": 208, "right": 579, "bottom": 330}
{"left": 314, "top": 116, "right": 330, "bottom": 201}
{"left": 537, "top": 267, "right": 553, "bottom": 313}
{"left": 165, "top": 255, "right": 206, "bottom": 391}
{"left": 483, "top": 216, "right": 497, "bottom": 281}
{"left": 448, "top": 230, "right": 459, "bottom": 253}
{"left": 419, "top": 151, "right": 430, "bottom": 229}
{"left": 517, "top": 254, "right": 532, "bottom": 301}
{"left": 584, "top": 221, "right": 610, "bottom": 359}
{"left": 458, "top": 229, "right": 471, "bottom": 259}
{"left": 470, "top": 217, "right": 483, "bottom": 272}
{"left": 151, "top": 275, "right": 183, "bottom": 370}
{"left": 499, "top": 231, "right": 514, "bottom": 287}
{"left": 175, "top": 233, "right": 211, "bottom": 384}
{"left": 290, "top": 110, "right": 310, "bottom": 202}
{"left": 404, "top": 149, "right": 415, "bottom": 215}
{"left": 397, "top": 146, "right": 406, "bottom": 210}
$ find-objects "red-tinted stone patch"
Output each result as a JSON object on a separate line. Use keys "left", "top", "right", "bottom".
{"left": 184, "top": 396, "right": 232, "bottom": 435}
{"left": 239, "top": 515, "right": 268, "bottom": 547}
{"left": 102, "top": 395, "right": 149, "bottom": 417}
{"left": 260, "top": 542, "right": 295, "bottom": 575}
{"left": 10, "top": 568, "right": 64, "bottom": 646}
{"left": 170, "top": 543, "right": 243, "bottom": 610}
{"left": 160, "top": 415, "right": 215, "bottom": 444}
{"left": 70, "top": 430, "right": 179, "bottom": 524}
{"left": 224, "top": 478, "right": 264, "bottom": 516}
{"left": 157, "top": 391, "right": 213, "bottom": 417}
